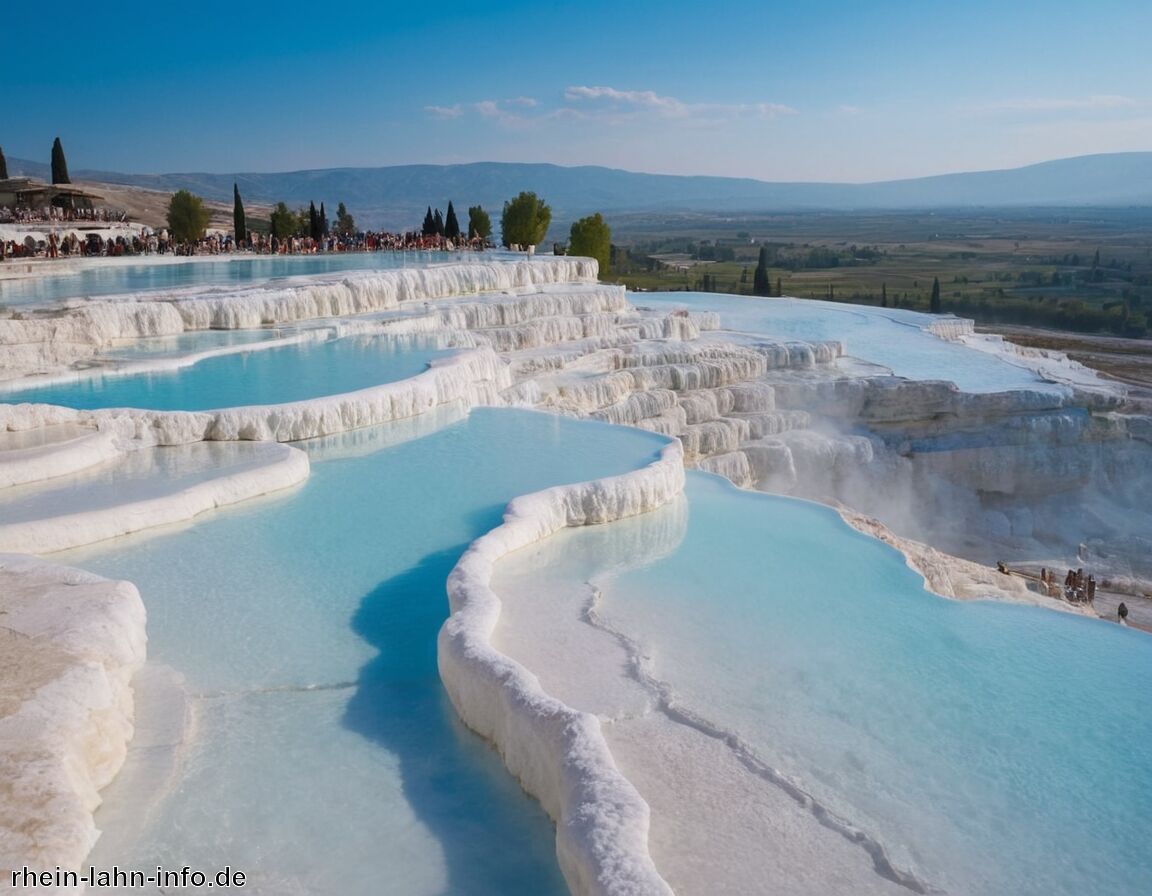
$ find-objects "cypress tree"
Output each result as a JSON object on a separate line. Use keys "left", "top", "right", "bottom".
{"left": 433, "top": 208, "right": 445, "bottom": 236}
{"left": 752, "top": 246, "right": 770, "bottom": 296}
{"left": 320, "top": 202, "right": 329, "bottom": 237}
{"left": 308, "top": 201, "right": 320, "bottom": 241}
{"left": 775, "top": 276, "right": 782, "bottom": 297}
{"left": 0, "top": 146, "right": 8, "bottom": 180}
{"left": 51, "top": 137, "right": 71, "bottom": 184}
{"left": 444, "top": 201, "right": 461, "bottom": 240}
{"left": 930, "top": 276, "right": 942, "bottom": 313}
{"left": 233, "top": 184, "right": 246, "bottom": 247}
{"left": 422, "top": 207, "right": 435, "bottom": 236}
{"left": 881, "top": 283, "right": 888, "bottom": 308}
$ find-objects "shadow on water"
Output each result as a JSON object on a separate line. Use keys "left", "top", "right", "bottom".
{"left": 342, "top": 522, "right": 568, "bottom": 896}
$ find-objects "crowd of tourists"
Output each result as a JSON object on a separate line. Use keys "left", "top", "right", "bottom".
{"left": 1, "top": 218, "right": 489, "bottom": 262}
{"left": 0, "top": 205, "right": 127, "bottom": 224}
{"left": 2, "top": 228, "right": 157, "bottom": 260}
{"left": 1038, "top": 567, "right": 1097, "bottom": 603}
{"left": 247, "top": 230, "right": 487, "bottom": 255}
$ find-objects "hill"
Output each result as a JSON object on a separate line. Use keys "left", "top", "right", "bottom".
{"left": 9, "top": 153, "right": 1152, "bottom": 235}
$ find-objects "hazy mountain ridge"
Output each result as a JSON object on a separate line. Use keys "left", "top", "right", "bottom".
{"left": 9, "top": 153, "right": 1152, "bottom": 232}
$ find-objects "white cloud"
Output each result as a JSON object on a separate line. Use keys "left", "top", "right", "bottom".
{"left": 564, "top": 85, "right": 688, "bottom": 115}
{"left": 564, "top": 85, "right": 795, "bottom": 122}
{"left": 426, "top": 87, "right": 795, "bottom": 130}
{"left": 471, "top": 99, "right": 534, "bottom": 126}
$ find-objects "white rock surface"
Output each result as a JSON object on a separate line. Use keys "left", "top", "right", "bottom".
{"left": 0, "top": 441, "right": 310, "bottom": 554}
{"left": 0, "top": 555, "right": 146, "bottom": 877}
{"left": 0, "top": 258, "right": 598, "bottom": 378}
{"left": 0, "top": 427, "right": 121, "bottom": 489}
{"left": 4, "top": 256, "right": 1149, "bottom": 896}
{"left": 438, "top": 439, "right": 685, "bottom": 896}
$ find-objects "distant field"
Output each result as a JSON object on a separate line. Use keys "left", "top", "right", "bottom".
{"left": 606, "top": 208, "right": 1152, "bottom": 337}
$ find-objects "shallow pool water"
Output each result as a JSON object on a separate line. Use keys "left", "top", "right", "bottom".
{"left": 0, "top": 251, "right": 472, "bottom": 308}
{"left": 640, "top": 291, "right": 1061, "bottom": 393}
{"left": 104, "top": 328, "right": 280, "bottom": 358}
{"left": 63, "top": 409, "right": 669, "bottom": 895}
{"left": 0, "top": 442, "right": 283, "bottom": 524}
{"left": 1, "top": 334, "right": 453, "bottom": 411}
{"left": 538, "top": 472, "right": 1152, "bottom": 896}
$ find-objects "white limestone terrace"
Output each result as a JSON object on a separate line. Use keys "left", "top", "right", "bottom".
{"left": 0, "top": 256, "right": 598, "bottom": 379}
{"left": 0, "top": 441, "right": 309, "bottom": 554}
{"left": 439, "top": 438, "right": 685, "bottom": 896}
{"left": 0, "top": 326, "right": 324, "bottom": 392}
{"left": 0, "top": 424, "right": 121, "bottom": 489}
{"left": 0, "top": 554, "right": 146, "bottom": 879}
{"left": 1, "top": 256, "right": 1148, "bottom": 895}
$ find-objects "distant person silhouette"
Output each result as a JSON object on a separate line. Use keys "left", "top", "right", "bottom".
{"left": 1118, "top": 602, "right": 1129, "bottom": 625}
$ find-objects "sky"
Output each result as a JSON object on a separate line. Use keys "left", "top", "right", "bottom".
{"left": 3, "top": 0, "right": 1151, "bottom": 183}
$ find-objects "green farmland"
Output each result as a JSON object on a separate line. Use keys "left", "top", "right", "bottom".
{"left": 604, "top": 207, "right": 1152, "bottom": 337}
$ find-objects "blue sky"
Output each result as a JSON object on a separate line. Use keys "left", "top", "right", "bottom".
{"left": 4, "top": 1, "right": 1150, "bottom": 181}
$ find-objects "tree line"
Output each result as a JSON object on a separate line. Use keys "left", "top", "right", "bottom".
{"left": 163, "top": 183, "right": 613, "bottom": 270}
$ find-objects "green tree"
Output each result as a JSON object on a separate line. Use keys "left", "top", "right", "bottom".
{"left": 775, "top": 276, "right": 782, "bottom": 297}
{"left": 422, "top": 206, "right": 435, "bottom": 236}
{"left": 501, "top": 191, "right": 551, "bottom": 248}
{"left": 336, "top": 202, "right": 355, "bottom": 236}
{"left": 444, "top": 201, "right": 461, "bottom": 240}
{"left": 0, "top": 146, "right": 8, "bottom": 180}
{"left": 319, "top": 202, "right": 329, "bottom": 237}
{"left": 308, "top": 201, "right": 321, "bottom": 241}
{"left": 752, "top": 246, "right": 771, "bottom": 296}
{"left": 468, "top": 205, "right": 492, "bottom": 240}
{"left": 568, "top": 212, "right": 611, "bottom": 275}
{"left": 167, "top": 190, "right": 211, "bottom": 244}
{"left": 881, "top": 282, "right": 888, "bottom": 308}
{"left": 433, "top": 208, "right": 445, "bottom": 236}
{"left": 270, "top": 202, "right": 297, "bottom": 239}
{"left": 233, "top": 183, "right": 246, "bottom": 246}
{"left": 930, "top": 276, "right": 942, "bottom": 313}
{"left": 50, "top": 137, "right": 70, "bottom": 184}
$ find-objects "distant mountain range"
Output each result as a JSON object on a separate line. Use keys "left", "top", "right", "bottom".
{"left": 10, "top": 152, "right": 1152, "bottom": 235}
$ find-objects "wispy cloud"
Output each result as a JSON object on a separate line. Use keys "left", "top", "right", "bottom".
{"left": 972, "top": 94, "right": 1139, "bottom": 113}
{"left": 564, "top": 85, "right": 795, "bottom": 122}
{"left": 470, "top": 98, "right": 537, "bottom": 126}
{"left": 425, "top": 86, "right": 795, "bottom": 128}
{"left": 564, "top": 85, "right": 688, "bottom": 115}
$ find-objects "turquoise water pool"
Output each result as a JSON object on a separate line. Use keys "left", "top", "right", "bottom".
{"left": 0, "top": 251, "right": 471, "bottom": 308}
{"left": 1, "top": 334, "right": 453, "bottom": 411}
{"left": 534, "top": 472, "right": 1152, "bottom": 896}
{"left": 104, "top": 328, "right": 279, "bottom": 358}
{"left": 641, "top": 291, "right": 1061, "bottom": 394}
{"left": 64, "top": 409, "right": 669, "bottom": 895}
